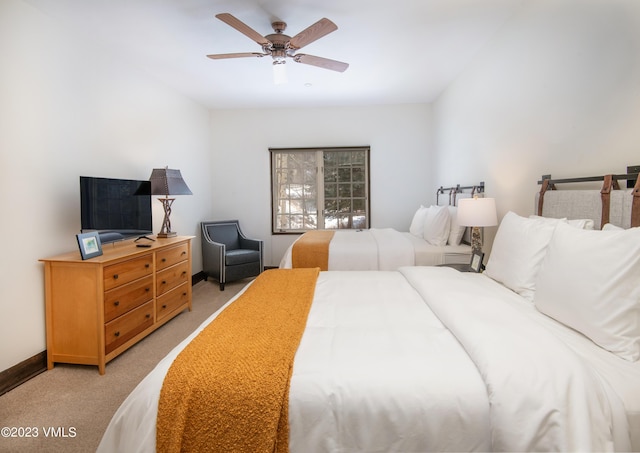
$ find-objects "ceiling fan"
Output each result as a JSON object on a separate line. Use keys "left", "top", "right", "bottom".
{"left": 207, "top": 13, "right": 349, "bottom": 82}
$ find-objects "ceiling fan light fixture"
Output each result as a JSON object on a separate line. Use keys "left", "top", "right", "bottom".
{"left": 273, "top": 60, "right": 287, "bottom": 85}
{"left": 209, "top": 14, "right": 349, "bottom": 77}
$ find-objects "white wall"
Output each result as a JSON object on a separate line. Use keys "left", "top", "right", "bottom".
{"left": 432, "top": 0, "right": 640, "bottom": 251}
{"left": 210, "top": 104, "right": 435, "bottom": 266}
{"left": 0, "top": 0, "right": 213, "bottom": 373}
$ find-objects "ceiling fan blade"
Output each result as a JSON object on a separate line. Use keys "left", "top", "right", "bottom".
{"left": 215, "top": 13, "right": 272, "bottom": 47}
{"left": 207, "top": 52, "right": 265, "bottom": 60}
{"left": 288, "top": 18, "right": 337, "bottom": 50}
{"left": 294, "top": 54, "right": 349, "bottom": 72}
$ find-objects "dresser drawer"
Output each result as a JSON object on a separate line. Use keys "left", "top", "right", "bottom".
{"left": 156, "top": 261, "right": 190, "bottom": 296}
{"left": 104, "top": 275, "right": 153, "bottom": 323}
{"left": 156, "top": 243, "right": 189, "bottom": 271}
{"left": 105, "top": 300, "right": 154, "bottom": 354}
{"left": 104, "top": 255, "right": 153, "bottom": 291}
{"left": 156, "top": 283, "right": 189, "bottom": 323}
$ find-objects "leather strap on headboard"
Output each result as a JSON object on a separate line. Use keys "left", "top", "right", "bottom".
{"left": 632, "top": 176, "right": 640, "bottom": 227}
{"left": 600, "top": 174, "right": 620, "bottom": 228}
{"left": 537, "top": 178, "right": 556, "bottom": 216}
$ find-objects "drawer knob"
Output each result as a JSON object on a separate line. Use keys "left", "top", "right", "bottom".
{"left": 145, "top": 287, "right": 150, "bottom": 292}
{"left": 114, "top": 331, "right": 120, "bottom": 337}
{"left": 162, "top": 304, "right": 167, "bottom": 309}
{"left": 181, "top": 271, "right": 187, "bottom": 277}
{"left": 114, "top": 301, "right": 120, "bottom": 307}
{"left": 113, "top": 274, "right": 119, "bottom": 280}
{"left": 145, "top": 263, "right": 150, "bottom": 268}
{"left": 182, "top": 292, "right": 187, "bottom": 297}
{"left": 181, "top": 251, "right": 186, "bottom": 256}
{"left": 146, "top": 313, "right": 151, "bottom": 319}
{"left": 162, "top": 258, "right": 166, "bottom": 262}
{"left": 161, "top": 280, "right": 166, "bottom": 285}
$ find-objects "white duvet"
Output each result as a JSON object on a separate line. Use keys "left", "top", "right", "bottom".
{"left": 98, "top": 267, "right": 634, "bottom": 452}
{"left": 279, "top": 228, "right": 470, "bottom": 270}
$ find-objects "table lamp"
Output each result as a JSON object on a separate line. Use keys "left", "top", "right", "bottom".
{"left": 149, "top": 167, "right": 192, "bottom": 238}
{"left": 457, "top": 196, "right": 498, "bottom": 255}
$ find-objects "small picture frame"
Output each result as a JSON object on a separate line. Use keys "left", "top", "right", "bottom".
{"left": 77, "top": 231, "right": 103, "bottom": 260}
{"left": 470, "top": 251, "right": 484, "bottom": 273}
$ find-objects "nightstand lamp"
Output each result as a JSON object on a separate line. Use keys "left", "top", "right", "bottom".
{"left": 457, "top": 196, "right": 498, "bottom": 255}
{"left": 149, "top": 167, "right": 192, "bottom": 238}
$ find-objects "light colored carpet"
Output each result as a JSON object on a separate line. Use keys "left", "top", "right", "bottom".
{"left": 0, "top": 279, "right": 247, "bottom": 453}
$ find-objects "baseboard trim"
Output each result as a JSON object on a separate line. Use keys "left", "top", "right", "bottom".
{"left": 0, "top": 351, "right": 47, "bottom": 396}
{"left": 191, "top": 271, "right": 206, "bottom": 285}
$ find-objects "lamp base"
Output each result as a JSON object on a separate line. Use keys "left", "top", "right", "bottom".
{"left": 157, "top": 197, "right": 176, "bottom": 239}
{"left": 471, "top": 226, "right": 483, "bottom": 255}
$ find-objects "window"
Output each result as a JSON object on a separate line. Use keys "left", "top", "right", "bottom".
{"left": 270, "top": 147, "right": 370, "bottom": 233}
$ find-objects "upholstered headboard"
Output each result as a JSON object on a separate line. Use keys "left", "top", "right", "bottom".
{"left": 536, "top": 167, "right": 639, "bottom": 230}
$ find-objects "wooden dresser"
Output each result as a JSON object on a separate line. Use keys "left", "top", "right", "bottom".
{"left": 40, "top": 236, "right": 193, "bottom": 374}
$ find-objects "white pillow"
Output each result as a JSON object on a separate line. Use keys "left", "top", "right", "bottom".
{"left": 534, "top": 223, "right": 640, "bottom": 361}
{"left": 529, "top": 214, "right": 566, "bottom": 222}
{"left": 409, "top": 205, "right": 428, "bottom": 237}
{"left": 447, "top": 206, "right": 466, "bottom": 245}
{"left": 602, "top": 223, "right": 623, "bottom": 231}
{"left": 529, "top": 215, "right": 594, "bottom": 230}
{"left": 566, "top": 218, "right": 595, "bottom": 230}
{"left": 484, "top": 212, "right": 562, "bottom": 301}
{"left": 422, "top": 205, "right": 451, "bottom": 246}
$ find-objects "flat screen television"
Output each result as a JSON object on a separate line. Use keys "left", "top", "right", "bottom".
{"left": 80, "top": 176, "right": 153, "bottom": 244}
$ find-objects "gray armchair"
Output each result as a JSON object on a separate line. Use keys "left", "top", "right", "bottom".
{"left": 201, "top": 220, "right": 263, "bottom": 290}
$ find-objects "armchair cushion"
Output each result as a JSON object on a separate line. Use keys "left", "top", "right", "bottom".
{"left": 226, "top": 249, "right": 261, "bottom": 266}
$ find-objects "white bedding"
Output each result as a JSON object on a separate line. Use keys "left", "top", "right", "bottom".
{"left": 279, "top": 228, "right": 471, "bottom": 270}
{"left": 402, "top": 231, "right": 472, "bottom": 265}
{"left": 98, "top": 267, "right": 638, "bottom": 452}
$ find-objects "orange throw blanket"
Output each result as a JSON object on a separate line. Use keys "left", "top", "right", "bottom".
{"left": 291, "top": 230, "right": 335, "bottom": 271}
{"left": 156, "top": 268, "right": 320, "bottom": 453}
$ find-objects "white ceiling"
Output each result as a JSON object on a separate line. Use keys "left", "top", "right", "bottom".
{"left": 24, "top": 0, "right": 527, "bottom": 109}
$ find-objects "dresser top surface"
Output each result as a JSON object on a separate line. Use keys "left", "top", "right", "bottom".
{"left": 40, "top": 236, "right": 194, "bottom": 264}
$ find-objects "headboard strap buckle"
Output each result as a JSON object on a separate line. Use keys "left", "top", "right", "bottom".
{"left": 600, "top": 174, "right": 620, "bottom": 228}
{"left": 537, "top": 178, "right": 556, "bottom": 216}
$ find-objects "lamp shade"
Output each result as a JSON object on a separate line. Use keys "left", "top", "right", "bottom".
{"left": 149, "top": 168, "right": 192, "bottom": 196}
{"left": 457, "top": 197, "right": 498, "bottom": 227}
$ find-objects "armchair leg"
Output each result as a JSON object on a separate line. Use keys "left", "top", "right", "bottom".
{"left": 219, "top": 282, "right": 225, "bottom": 291}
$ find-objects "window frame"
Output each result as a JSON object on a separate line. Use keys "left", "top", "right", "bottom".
{"left": 270, "top": 146, "right": 371, "bottom": 234}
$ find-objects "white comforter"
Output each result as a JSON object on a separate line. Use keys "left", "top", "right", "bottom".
{"left": 280, "top": 228, "right": 415, "bottom": 270}
{"left": 280, "top": 228, "right": 470, "bottom": 270}
{"left": 98, "top": 267, "right": 632, "bottom": 452}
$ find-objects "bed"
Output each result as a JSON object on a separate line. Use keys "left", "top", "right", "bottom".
{"left": 279, "top": 183, "right": 482, "bottom": 270}
{"left": 98, "top": 175, "right": 640, "bottom": 453}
